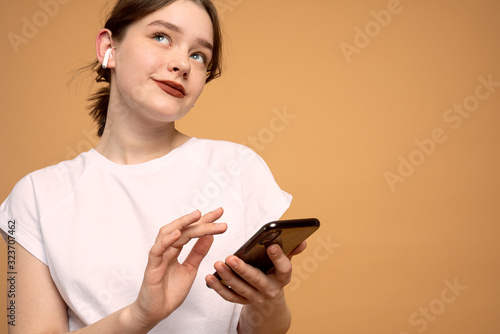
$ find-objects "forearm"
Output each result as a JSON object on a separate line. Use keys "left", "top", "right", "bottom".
{"left": 67, "top": 304, "right": 157, "bottom": 334}
{"left": 237, "top": 291, "right": 291, "bottom": 334}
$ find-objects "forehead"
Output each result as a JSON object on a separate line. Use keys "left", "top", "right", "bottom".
{"left": 135, "top": 1, "right": 214, "bottom": 42}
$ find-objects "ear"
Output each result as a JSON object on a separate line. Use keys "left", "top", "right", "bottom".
{"left": 96, "top": 29, "right": 116, "bottom": 69}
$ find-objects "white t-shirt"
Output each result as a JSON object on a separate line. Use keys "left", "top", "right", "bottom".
{"left": 0, "top": 138, "right": 292, "bottom": 333}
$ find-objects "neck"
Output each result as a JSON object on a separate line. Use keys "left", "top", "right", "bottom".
{"left": 94, "top": 115, "right": 190, "bottom": 165}
{"left": 94, "top": 84, "right": 193, "bottom": 165}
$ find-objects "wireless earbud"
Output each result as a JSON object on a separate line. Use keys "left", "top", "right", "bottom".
{"left": 102, "top": 48, "right": 113, "bottom": 69}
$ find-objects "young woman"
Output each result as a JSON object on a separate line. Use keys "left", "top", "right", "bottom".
{"left": 0, "top": 0, "right": 306, "bottom": 333}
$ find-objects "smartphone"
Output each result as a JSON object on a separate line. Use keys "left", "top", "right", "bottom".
{"left": 212, "top": 218, "right": 320, "bottom": 286}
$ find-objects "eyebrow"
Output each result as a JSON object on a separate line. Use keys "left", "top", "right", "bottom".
{"left": 148, "top": 20, "right": 213, "bottom": 51}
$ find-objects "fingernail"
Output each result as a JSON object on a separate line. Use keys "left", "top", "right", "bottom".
{"left": 229, "top": 259, "right": 238, "bottom": 269}
{"left": 190, "top": 210, "right": 199, "bottom": 217}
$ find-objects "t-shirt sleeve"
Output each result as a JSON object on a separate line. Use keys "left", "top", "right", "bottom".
{"left": 0, "top": 175, "right": 48, "bottom": 265}
{"left": 238, "top": 146, "right": 293, "bottom": 237}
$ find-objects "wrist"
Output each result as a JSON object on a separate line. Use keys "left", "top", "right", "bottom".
{"left": 239, "top": 292, "right": 291, "bottom": 334}
{"left": 244, "top": 290, "right": 289, "bottom": 317}
{"left": 118, "top": 303, "right": 158, "bottom": 334}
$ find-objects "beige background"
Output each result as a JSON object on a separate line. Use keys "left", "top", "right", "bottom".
{"left": 1, "top": 0, "right": 500, "bottom": 333}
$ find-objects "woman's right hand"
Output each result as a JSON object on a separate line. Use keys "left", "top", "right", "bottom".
{"left": 126, "top": 208, "right": 227, "bottom": 330}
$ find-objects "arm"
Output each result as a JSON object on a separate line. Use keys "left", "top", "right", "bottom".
{"left": 206, "top": 242, "right": 308, "bottom": 334}
{"left": 7, "top": 209, "right": 227, "bottom": 334}
{"left": 8, "top": 242, "right": 152, "bottom": 334}
{"left": 7, "top": 243, "right": 68, "bottom": 333}
{"left": 9, "top": 241, "right": 186, "bottom": 334}
{"left": 237, "top": 244, "right": 292, "bottom": 334}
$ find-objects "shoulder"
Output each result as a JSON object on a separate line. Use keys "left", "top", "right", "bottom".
{"left": 1, "top": 151, "right": 95, "bottom": 230}
{"left": 7, "top": 151, "right": 93, "bottom": 204}
{"left": 189, "top": 138, "right": 261, "bottom": 163}
{"left": 31, "top": 151, "right": 90, "bottom": 185}
{"left": 190, "top": 138, "right": 249, "bottom": 152}
{"left": 186, "top": 138, "right": 276, "bottom": 184}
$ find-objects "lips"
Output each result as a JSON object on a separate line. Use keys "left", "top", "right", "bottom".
{"left": 155, "top": 80, "right": 186, "bottom": 98}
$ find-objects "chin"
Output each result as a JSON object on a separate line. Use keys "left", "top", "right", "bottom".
{"left": 149, "top": 105, "right": 191, "bottom": 123}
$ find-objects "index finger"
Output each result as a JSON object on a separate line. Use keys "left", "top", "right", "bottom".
{"left": 155, "top": 207, "right": 225, "bottom": 244}
{"left": 154, "top": 210, "right": 201, "bottom": 243}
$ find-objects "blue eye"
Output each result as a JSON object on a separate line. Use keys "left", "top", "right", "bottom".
{"left": 154, "top": 33, "right": 171, "bottom": 45}
{"left": 190, "top": 53, "right": 206, "bottom": 64}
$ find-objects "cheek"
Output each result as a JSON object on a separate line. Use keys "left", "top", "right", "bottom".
{"left": 116, "top": 51, "right": 160, "bottom": 95}
{"left": 190, "top": 70, "right": 208, "bottom": 96}
{"left": 118, "top": 39, "right": 159, "bottom": 74}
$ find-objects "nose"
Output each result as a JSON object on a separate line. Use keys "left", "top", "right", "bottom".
{"left": 167, "top": 50, "right": 191, "bottom": 79}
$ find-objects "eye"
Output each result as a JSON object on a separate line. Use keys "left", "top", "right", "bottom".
{"left": 190, "top": 53, "right": 207, "bottom": 65}
{"left": 153, "top": 33, "right": 171, "bottom": 45}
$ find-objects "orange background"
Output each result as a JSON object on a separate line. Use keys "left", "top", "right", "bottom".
{"left": 1, "top": 0, "right": 500, "bottom": 333}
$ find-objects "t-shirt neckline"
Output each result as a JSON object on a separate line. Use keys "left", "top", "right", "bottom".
{"left": 88, "top": 137, "right": 198, "bottom": 172}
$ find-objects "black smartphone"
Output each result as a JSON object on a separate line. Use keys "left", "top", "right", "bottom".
{"left": 212, "top": 218, "right": 320, "bottom": 286}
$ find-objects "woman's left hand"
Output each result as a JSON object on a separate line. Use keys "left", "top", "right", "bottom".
{"left": 205, "top": 241, "right": 307, "bottom": 305}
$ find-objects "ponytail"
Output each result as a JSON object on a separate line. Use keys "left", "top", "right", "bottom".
{"left": 88, "top": 60, "right": 111, "bottom": 137}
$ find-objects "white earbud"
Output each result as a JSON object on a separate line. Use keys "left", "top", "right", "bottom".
{"left": 102, "top": 48, "right": 113, "bottom": 69}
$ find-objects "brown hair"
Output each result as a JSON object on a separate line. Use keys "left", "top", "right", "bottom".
{"left": 88, "top": 0, "right": 223, "bottom": 137}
